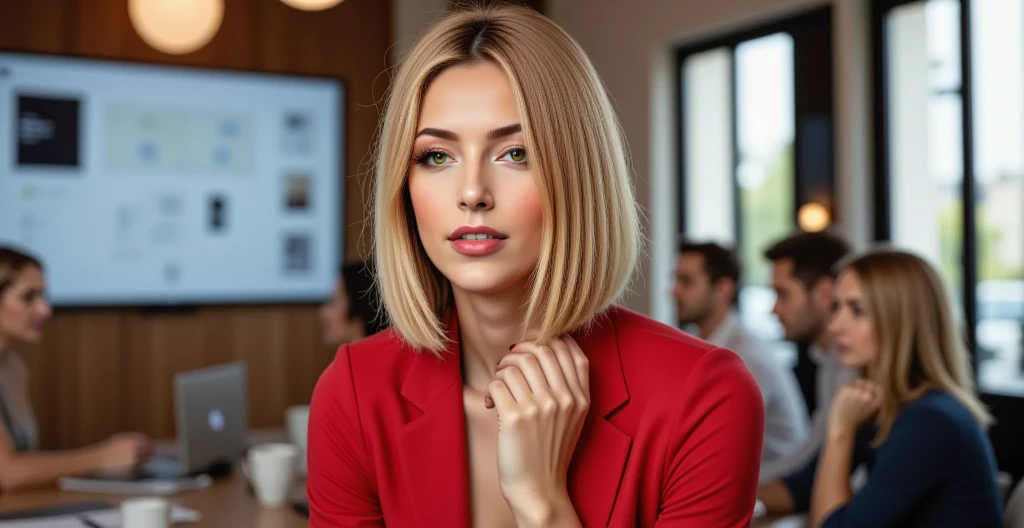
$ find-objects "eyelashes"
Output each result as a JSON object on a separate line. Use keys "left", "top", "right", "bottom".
{"left": 410, "top": 146, "right": 529, "bottom": 168}
{"left": 412, "top": 147, "right": 450, "bottom": 166}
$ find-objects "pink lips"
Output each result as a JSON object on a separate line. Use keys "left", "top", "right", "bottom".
{"left": 448, "top": 225, "right": 508, "bottom": 256}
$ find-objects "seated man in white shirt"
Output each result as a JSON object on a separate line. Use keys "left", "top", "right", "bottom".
{"left": 757, "top": 230, "right": 860, "bottom": 513}
{"left": 674, "top": 241, "right": 809, "bottom": 470}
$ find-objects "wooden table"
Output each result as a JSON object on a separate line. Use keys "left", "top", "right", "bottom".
{"left": 0, "top": 429, "right": 309, "bottom": 527}
{"left": 0, "top": 472, "right": 308, "bottom": 527}
{"left": 0, "top": 475, "right": 808, "bottom": 528}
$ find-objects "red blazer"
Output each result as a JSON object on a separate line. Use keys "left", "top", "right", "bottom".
{"left": 306, "top": 305, "right": 764, "bottom": 527}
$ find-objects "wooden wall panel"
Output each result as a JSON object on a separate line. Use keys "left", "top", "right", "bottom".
{"left": 1, "top": 0, "right": 389, "bottom": 449}
{"left": 259, "top": 0, "right": 392, "bottom": 258}
{"left": 0, "top": 0, "right": 68, "bottom": 53}
{"left": 71, "top": 0, "right": 257, "bottom": 69}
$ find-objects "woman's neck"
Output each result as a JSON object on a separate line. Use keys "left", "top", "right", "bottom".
{"left": 452, "top": 286, "right": 529, "bottom": 392}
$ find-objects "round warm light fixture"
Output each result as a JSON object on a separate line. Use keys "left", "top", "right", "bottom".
{"left": 129, "top": 0, "right": 225, "bottom": 55}
{"left": 280, "top": 0, "right": 344, "bottom": 11}
{"left": 798, "top": 202, "right": 831, "bottom": 232}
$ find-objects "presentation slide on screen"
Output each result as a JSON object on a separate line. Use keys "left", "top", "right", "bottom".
{"left": 0, "top": 52, "right": 344, "bottom": 306}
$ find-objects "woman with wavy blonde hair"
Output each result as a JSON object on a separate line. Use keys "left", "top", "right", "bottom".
{"left": 773, "top": 248, "right": 1003, "bottom": 527}
{"left": 306, "top": 3, "right": 764, "bottom": 527}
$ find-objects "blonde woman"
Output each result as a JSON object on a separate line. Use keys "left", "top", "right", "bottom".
{"left": 0, "top": 246, "right": 151, "bottom": 490}
{"left": 761, "top": 248, "right": 1003, "bottom": 527}
{"left": 306, "top": 4, "right": 764, "bottom": 527}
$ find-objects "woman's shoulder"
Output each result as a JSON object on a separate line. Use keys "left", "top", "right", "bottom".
{"left": 0, "top": 351, "right": 29, "bottom": 384}
{"left": 313, "top": 329, "right": 412, "bottom": 400}
{"left": 601, "top": 306, "right": 759, "bottom": 395}
{"left": 892, "top": 391, "right": 984, "bottom": 440}
{"left": 344, "top": 328, "right": 411, "bottom": 366}
{"left": 604, "top": 305, "right": 713, "bottom": 349}
{"left": 901, "top": 391, "right": 971, "bottom": 419}
{"left": 605, "top": 306, "right": 745, "bottom": 365}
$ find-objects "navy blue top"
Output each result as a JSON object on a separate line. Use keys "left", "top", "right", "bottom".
{"left": 781, "top": 390, "right": 1003, "bottom": 528}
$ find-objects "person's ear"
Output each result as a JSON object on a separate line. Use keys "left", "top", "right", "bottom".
{"left": 715, "top": 278, "right": 737, "bottom": 307}
{"left": 812, "top": 276, "right": 835, "bottom": 312}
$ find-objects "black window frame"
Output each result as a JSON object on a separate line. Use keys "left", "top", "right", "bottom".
{"left": 675, "top": 5, "right": 835, "bottom": 416}
{"left": 871, "top": 0, "right": 1024, "bottom": 482}
{"left": 675, "top": 5, "right": 836, "bottom": 241}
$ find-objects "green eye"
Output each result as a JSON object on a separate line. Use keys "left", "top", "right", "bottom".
{"left": 430, "top": 152, "right": 449, "bottom": 165}
{"left": 505, "top": 149, "right": 527, "bottom": 163}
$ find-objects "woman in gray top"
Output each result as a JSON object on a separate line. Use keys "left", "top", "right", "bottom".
{"left": 0, "top": 245, "right": 151, "bottom": 490}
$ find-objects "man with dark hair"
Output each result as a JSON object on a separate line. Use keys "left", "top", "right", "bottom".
{"left": 757, "top": 230, "right": 858, "bottom": 497}
{"left": 763, "top": 231, "right": 851, "bottom": 347}
{"left": 674, "top": 240, "right": 808, "bottom": 472}
{"left": 319, "top": 260, "right": 389, "bottom": 347}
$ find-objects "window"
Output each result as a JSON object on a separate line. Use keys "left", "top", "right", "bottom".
{"left": 677, "top": 7, "right": 834, "bottom": 371}
{"left": 875, "top": 0, "right": 1024, "bottom": 398}
{"left": 884, "top": 1, "right": 964, "bottom": 293}
{"left": 735, "top": 34, "right": 797, "bottom": 352}
{"left": 971, "top": 0, "right": 1024, "bottom": 397}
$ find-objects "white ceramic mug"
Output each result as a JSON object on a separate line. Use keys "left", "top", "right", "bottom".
{"left": 285, "top": 405, "right": 310, "bottom": 451}
{"left": 285, "top": 405, "right": 310, "bottom": 475}
{"left": 121, "top": 497, "right": 170, "bottom": 528}
{"left": 248, "top": 442, "right": 300, "bottom": 507}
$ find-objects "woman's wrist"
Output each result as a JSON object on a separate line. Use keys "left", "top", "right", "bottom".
{"left": 826, "top": 422, "right": 856, "bottom": 443}
{"left": 82, "top": 442, "right": 108, "bottom": 471}
{"left": 507, "top": 486, "right": 581, "bottom": 528}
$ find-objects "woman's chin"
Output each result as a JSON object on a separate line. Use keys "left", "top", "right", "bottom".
{"left": 442, "top": 262, "right": 533, "bottom": 297}
{"left": 837, "top": 354, "right": 869, "bottom": 371}
{"left": 16, "top": 331, "right": 44, "bottom": 345}
{"left": 450, "top": 279, "right": 521, "bottom": 296}
{"left": 449, "top": 274, "right": 532, "bottom": 297}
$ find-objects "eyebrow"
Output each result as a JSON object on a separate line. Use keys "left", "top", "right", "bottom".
{"left": 415, "top": 123, "right": 522, "bottom": 142}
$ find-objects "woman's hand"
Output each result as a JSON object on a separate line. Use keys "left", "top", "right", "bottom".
{"left": 98, "top": 432, "right": 152, "bottom": 472}
{"left": 827, "top": 379, "right": 882, "bottom": 440}
{"left": 484, "top": 333, "right": 589, "bottom": 527}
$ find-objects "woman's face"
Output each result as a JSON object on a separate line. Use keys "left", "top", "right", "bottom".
{"left": 829, "top": 270, "right": 877, "bottom": 369}
{"left": 0, "top": 266, "right": 52, "bottom": 345}
{"left": 407, "top": 62, "right": 544, "bottom": 299}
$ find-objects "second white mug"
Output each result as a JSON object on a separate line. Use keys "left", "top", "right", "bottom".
{"left": 248, "top": 442, "right": 300, "bottom": 507}
{"left": 121, "top": 497, "right": 171, "bottom": 528}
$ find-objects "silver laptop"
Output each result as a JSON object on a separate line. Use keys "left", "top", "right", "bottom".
{"left": 163, "top": 361, "right": 250, "bottom": 477}
{"left": 65, "top": 361, "right": 250, "bottom": 487}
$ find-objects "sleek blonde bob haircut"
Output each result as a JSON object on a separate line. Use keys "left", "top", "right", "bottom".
{"left": 838, "top": 249, "right": 992, "bottom": 445}
{"left": 373, "top": 3, "right": 641, "bottom": 354}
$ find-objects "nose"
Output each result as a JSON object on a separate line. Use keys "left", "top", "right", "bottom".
{"left": 38, "top": 300, "right": 52, "bottom": 320}
{"left": 828, "top": 309, "right": 843, "bottom": 336}
{"left": 458, "top": 163, "right": 494, "bottom": 212}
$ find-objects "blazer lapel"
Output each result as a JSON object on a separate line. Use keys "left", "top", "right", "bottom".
{"left": 395, "top": 308, "right": 632, "bottom": 528}
{"left": 399, "top": 312, "right": 470, "bottom": 528}
{"left": 568, "top": 309, "right": 632, "bottom": 527}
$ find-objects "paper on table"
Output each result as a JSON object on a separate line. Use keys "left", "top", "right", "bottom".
{"left": 83, "top": 505, "right": 202, "bottom": 525}
{"left": 0, "top": 506, "right": 201, "bottom": 528}
{"left": 0, "top": 515, "right": 86, "bottom": 528}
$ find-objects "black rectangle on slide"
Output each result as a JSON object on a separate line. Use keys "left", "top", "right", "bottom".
{"left": 208, "top": 194, "right": 228, "bottom": 233}
{"left": 16, "top": 94, "right": 81, "bottom": 168}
